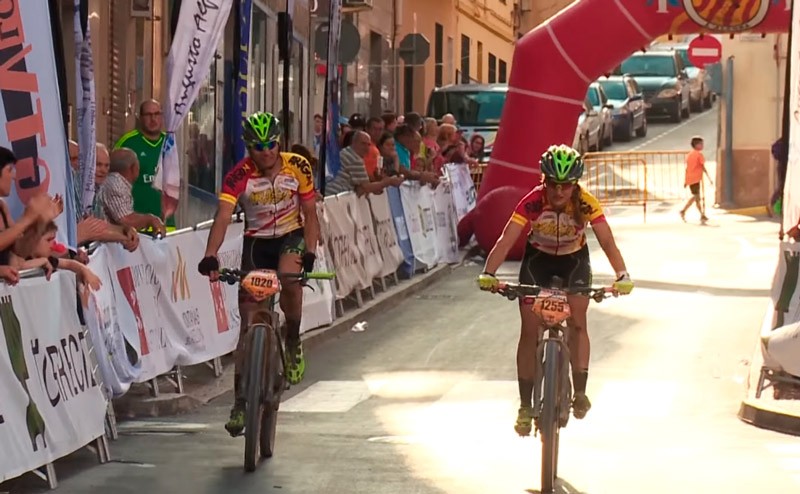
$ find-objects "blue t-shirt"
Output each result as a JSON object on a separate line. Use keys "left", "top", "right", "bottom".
{"left": 395, "top": 142, "right": 411, "bottom": 169}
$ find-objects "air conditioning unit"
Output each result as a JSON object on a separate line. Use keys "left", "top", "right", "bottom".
{"left": 131, "top": 0, "right": 153, "bottom": 19}
{"left": 342, "top": 0, "right": 373, "bottom": 13}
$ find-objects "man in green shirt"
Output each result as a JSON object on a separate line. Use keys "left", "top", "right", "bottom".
{"left": 114, "top": 99, "right": 176, "bottom": 228}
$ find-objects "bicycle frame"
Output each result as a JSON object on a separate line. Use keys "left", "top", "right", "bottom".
{"left": 532, "top": 319, "right": 574, "bottom": 430}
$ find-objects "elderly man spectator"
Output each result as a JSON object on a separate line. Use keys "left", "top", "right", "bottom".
{"left": 98, "top": 148, "right": 166, "bottom": 236}
{"left": 114, "top": 99, "right": 175, "bottom": 227}
{"left": 68, "top": 140, "right": 138, "bottom": 250}
{"left": 326, "top": 131, "right": 403, "bottom": 196}
{"left": 441, "top": 113, "right": 457, "bottom": 126}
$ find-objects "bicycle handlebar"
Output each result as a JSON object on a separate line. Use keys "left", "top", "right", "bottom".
{"left": 217, "top": 268, "right": 335, "bottom": 285}
{"left": 493, "top": 282, "right": 615, "bottom": 303}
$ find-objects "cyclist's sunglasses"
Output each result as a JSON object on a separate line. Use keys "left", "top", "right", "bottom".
{"left": 544, "top": 178, "right": 577, "bottom": 188}
{"left": 248, "top": 140, "right": 279, "bottom": 151}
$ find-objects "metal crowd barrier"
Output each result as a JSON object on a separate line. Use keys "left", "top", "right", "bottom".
{"left": 470, "top": 151, "right": 688, "bottom": 222}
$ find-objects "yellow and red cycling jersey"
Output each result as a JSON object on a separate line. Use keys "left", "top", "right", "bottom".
{"left": 510, "top": 185, "right": 606, "bottom": 256}
{"left": 220, "top": 152, "right": 316, "bottom": 238}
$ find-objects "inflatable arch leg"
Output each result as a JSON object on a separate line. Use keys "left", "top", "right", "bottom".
{"left": 460, "top": 0, "right": 790, "bottom": 260}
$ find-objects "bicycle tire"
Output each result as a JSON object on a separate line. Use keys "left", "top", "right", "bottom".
{"left": 540, "top": 339, "right": 560, "bottom": 493}
{"left": 244, "top": 325, "right": 267, "bottom": 472}
{"left": 260, "top": 326, "right": 282, "bottom": 458}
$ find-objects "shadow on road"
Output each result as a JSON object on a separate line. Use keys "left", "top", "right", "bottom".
{"left": 525, "top": 477, "right": 587, "bottom": 493}
{"left": 622, "top": 278, "right": 769, "bottom": 297}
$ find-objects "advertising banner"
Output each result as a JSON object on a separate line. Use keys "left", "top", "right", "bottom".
{"left": 156, "top": 0, "right": 233, "bottom": 202}
{"left": 368, "top": 192, "right": 405, "bottom": 278}
{"left": 0, "top": 0, "right": 77, "bottom": 247}
{"left": 0, "top": 274, "right": 106, "bottom": 482}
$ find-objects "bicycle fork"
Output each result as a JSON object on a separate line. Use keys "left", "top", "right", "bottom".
{"left": 531, "top": 325, "right": 573, "bottom": 436}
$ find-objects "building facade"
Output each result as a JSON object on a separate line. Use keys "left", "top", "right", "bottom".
{"left": 455, "top": 0, "right": 516, "bottom": 85}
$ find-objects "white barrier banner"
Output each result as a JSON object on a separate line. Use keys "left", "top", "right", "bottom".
{"left": 784, "top": 0, "right": 800, "bottom": 234}
{"left": 0, "top": 273, "right": 106, "bottom": 482}
{"left": 400, "top": 183, "right": 437, "bottom": 268}
{"left": 274, "top": 207, "right": 336, "bottom": 334}
{"left": 368, "top": 192, "right": 404, "bottom": 278}
{"left": 433, "top": 183, "right": 460, "bottom": 265}
{"left": 324, "top": 194, "right": 368, "bottom": 299}
{"left": 95, "top": 224, "right": 243, "bottom": 382}
{"left": 85, "top": 247, "right": 142, "bottom": 398}
{"left": 351, "top": 194, "right": 383, "bottom": 284}
{"left": 444, "top": 163, "right": 477, "bottom": 223}
{"left": 761, "top": 241, "right": 800, "bottom": 374}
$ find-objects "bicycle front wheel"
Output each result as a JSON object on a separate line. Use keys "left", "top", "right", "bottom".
{"left": 244, "top": 325, "right": 267, "bottom": 472}
{"left": 540, "top": 339, "right": 561, "bottom": 493}
{"left": 260, "top": 326, "right": 283, "bottom": 458}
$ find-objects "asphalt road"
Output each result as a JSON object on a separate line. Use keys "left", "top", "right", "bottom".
{"left": 11, "top": 102, "right": 798, "bottom": 494}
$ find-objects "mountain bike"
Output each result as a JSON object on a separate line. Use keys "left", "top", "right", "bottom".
{"left": 217, "top": 268, "right": 335, "bottom": 472}
{"left": 493, "top": 276, "right": 614, "bottom": 493}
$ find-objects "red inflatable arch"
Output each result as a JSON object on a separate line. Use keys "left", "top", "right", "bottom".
{"left": 459, "top": 0, "right": 790, "bottom": 260}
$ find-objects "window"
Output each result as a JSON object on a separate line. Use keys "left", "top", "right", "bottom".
{"left": 620, "top": 55, "right": 677, "bottom": 77}
{"left": 460, "top": 35, "right": 470, "bottom": 83}
{"left": 428, "top": 89, "right": 507, "bottom": 126}
{"left": 477, "top": 42, "right": 483, "bottom": 82}
{"left": 499, "top": 60, "right": 507, "bottom": 83}
{"left": 187, "top": 56, "right": 218, "bottom": 194}
{"left": 446, "top": 36, "right": 454, "bottom": 85}
{"left": 435, "top": 23, "right": 443, "bottom": 87}
{"left": 598, "top": 80, "right": 628, "bottom": 100}
{"left": 488, "top": 53, "right": 497, "bottom": 83}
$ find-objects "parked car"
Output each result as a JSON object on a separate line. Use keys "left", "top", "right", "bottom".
{"left": 573, "top": 97, "right": 604, "bottom": 154}
{"left": 597, "top": 74, "right": 648, "bottom": 141}
{"left": 427, "top": 83, "right": 507, "bottom": 163}
{"left": 586, "top": 82, "right": 615, "bottom": 148}
{"left": 650, "top": 42, "right": 714, "bottom": 111}
{"left": 616, "top": 50, "right": 691, "bottom": 123}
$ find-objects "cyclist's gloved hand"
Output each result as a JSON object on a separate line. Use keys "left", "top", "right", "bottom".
{"left": 302, "top": 252, "right": 316, "bottom": 273}
{"left": 477, "top": 272, "right": 499, "bottom": 291}
{"left": 613, "top": 271, "right": 634, "bottom": 295}
{"left": 198, "top": 256, "right": 219, "bottom": 276}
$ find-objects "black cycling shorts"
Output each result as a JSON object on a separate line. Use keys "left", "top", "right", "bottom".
{"left": 519, "top": 243, "right": 592, "bottom": 289}
{"left": 241, "top": 229, "right": 306, "bottom": 272}
{"left": 689, "top": 183, "right": 700, "bottom": 196}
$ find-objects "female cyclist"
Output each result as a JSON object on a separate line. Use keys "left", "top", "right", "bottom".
{"left": 477, "top": 144, "right": 634, "bottom": 436}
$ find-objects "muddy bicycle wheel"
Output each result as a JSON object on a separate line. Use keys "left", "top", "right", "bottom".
{"left": 244, "top": 325, "right": 267, "bottom": 472}
{"left": 260, "top": 326, "right": 283, "bottom": 458}
{"left": 540, "top": 339, "right": 560, "bottom": 493}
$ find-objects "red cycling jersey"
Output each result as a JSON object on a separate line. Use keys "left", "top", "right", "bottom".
{"left": 510, "top": 185, "right": 606, "bottom": 256}
{"left": 220, "top": 152, "right": 316, "bottom": 238}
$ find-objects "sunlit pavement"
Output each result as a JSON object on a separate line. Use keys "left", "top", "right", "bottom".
{"left": 13, "top": 106, "right": 800, "bottom": 494}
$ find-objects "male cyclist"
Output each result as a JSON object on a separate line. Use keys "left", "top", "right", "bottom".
{"left": 477, "top": 144, "right": 633, "bottom": 436}
{"left": 198, "top": 112, "right": 320, "bottom": 436}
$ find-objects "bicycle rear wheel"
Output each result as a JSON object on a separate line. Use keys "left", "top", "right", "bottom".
{"left": 244, "top": 325, "right": 267, "bottom": 472}
{"left": 540, "top": 339, "right": 561, "bottom": 493}
{"left": 260, "top": 326, "right": 282, "bottom": 458}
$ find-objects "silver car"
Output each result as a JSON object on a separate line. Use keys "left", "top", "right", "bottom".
{"left": 573, "top": 98, "right": 604, "bottom": 154}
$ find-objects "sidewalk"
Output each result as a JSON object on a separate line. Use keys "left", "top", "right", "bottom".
{"left": 112, "top": 264, "right": 456, "bottom": 419}
{"left": 739, "top": 339, "right": 800, "bottom": 437}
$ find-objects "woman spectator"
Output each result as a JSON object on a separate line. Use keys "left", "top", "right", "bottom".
{"left": 419, "top": 118, "right": 440, "bottom": 173}
{"left": 378, "top": 132, "right": 400, "bottom": 176}
{"left": 469, "top": 134, "right": 486, "bottom": 162}
{"left": 0, "top": 148, "right": 60, "bottom": 249}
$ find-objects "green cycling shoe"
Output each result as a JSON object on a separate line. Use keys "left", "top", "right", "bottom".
{"left": 225, "top": 404, "right": 246, "bottom": 437}
{"left": 284, "top": 341, "right": 306, "bottom": 385}
{"left": 515, "top": 406, "right": 534, "bottom": 437}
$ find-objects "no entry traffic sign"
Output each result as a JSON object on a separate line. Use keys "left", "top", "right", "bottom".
{"left": 688, "top": 36, "right": 722, "bottom": 67}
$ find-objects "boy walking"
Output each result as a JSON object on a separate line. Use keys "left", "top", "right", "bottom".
{"left": 680, "top": 136, "right": 711, "bottom": 224}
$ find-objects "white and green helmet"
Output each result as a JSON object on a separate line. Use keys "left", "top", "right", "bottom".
{"left": 244, "top": 111, "right": 281, "bottom": 145}
{"left": 540, "top": 144, "right": 584, "bottom": 183}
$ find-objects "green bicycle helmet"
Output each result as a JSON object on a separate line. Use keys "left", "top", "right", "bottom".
{"left": 540, "top": 144, "right": 584, "bottom": 183}
{"left": 243, "top": 111, "right": 281, "bottom": 144}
